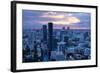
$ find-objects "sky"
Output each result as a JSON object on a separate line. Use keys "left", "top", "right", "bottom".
{"left": 22, "top": 10, "right": 91, "bottom": 29}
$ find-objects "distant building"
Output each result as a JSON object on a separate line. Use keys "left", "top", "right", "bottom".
{"left": 57, "top": 41, "right": 66, "bottom": 52}
{"left": 61, "top": 27, "right": 66, "bottom": 41}
{"left": 67, "top": 27, "right": 70, "bottom": 30}
{"left": 62, "top": 26, "right": 65, "bottom": 30}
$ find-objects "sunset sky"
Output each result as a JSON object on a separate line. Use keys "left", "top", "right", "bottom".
{"left": 22, "top": 10, "right": 91, "bottom": 29}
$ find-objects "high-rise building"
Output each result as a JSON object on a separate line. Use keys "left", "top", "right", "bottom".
{"left": 62, "top": 26, "right": 65, "bottom": 30}
{"left": 48, "top": 22, "right": 53, "bottom": 60}
{"left": 67, "top": 27, "right": 70, "bottom": 30}
{"left": 52, "top": 37, "right": 58, "bottom": 49}
{"left": 61, "top": 26, "right": 66, "bottom": 41}
{"left": 43, "top": 25, "right": 47, "bottom": 42}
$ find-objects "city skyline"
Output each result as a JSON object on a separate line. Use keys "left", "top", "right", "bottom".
{"left": 22, "top": 10, "right": 91, "bottom": 62}
{"left": 22, "top": 10, "right": 91, "bottom": 29}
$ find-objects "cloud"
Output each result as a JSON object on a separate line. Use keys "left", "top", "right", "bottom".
{"left": 36, "top": 17, "right": 80, "bottom": 25}
{"left": 40, "top": 11, "right": 80, "bottom": 25}
{"left": 41, "top": 14, "right": 65, "bottom": 19}
{"left": 43, "top": 11, "right": 57, "bottom": 15}
{"left": 53, "top": 16, "right": 80, "bottom": 25}
{"left": 40, "top": 12, "right": 74, "bottom": 19}
{"left": 65, "top": 16, "right": 80, "bottom": 24}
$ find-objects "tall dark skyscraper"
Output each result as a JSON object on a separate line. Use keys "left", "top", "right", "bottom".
{"left": 48, "top": 22, "right": 53, "bottom": 60}
{"left": 43, "top": 25, "right": 47, "bottom": 42}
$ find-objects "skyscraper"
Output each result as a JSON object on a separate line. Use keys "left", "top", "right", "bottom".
{"left": 48, "top": 22, "right": 53, "bottom": 60}
{"left": 43, "top": 25, "right": 47, "bottom": 42}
